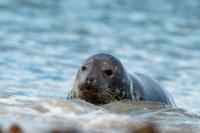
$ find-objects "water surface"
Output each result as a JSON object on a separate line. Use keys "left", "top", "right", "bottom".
{"left": 0, "top": 0, "right": 200, "bottom": 132}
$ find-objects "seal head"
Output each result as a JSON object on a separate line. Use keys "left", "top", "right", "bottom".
{"left": 68, "top": 53, "right": 132, "bottom": 104}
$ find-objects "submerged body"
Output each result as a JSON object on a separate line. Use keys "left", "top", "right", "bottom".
{"left": 67, "top": 53, "right": 176, "bottom": 107}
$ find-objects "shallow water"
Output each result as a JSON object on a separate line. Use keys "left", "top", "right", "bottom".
{"left": 0, "top": 0, "right": 200, "bottom": 132}
{"left": 0, "top": 97, "right": 200, "bottom": 133}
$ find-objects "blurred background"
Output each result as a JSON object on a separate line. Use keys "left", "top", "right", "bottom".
{"left": 0, "top": 0, "right": 200, "bottom": 115}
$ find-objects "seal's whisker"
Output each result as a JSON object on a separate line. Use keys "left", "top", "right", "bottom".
{"left": 105, "top": 95, "right": 112, "bottom": 103}
{"left": 98, "top": 91, "right": 108, "bottom": 103}
{"left": 101, "top": 90, "right": 112, "bottom": 103}
{"left": 104, "top": 88, "right": 122, "bottom": 100}
{"left": 99, "top": 94, "right": 106, "bottom": 104}
{"left": 99, "top": 95, "right": 104, "bottom": 104}
{"left": 103, "top": 88, "right": 116, "bottom": 97}
{"left": 99, "top": 91, "right": 106, "bottom": 103}
{"left": 104, "top": 88, "right": 115, "bottom": 94}
{"left": 103, "top": 93, "right": 111, "bottom": 103}
{"left": 66, "top": 90, "right": 73, "bottom": 100}
{"left": 103, "top": 92, "right": 112, "bottom": 101}
{"left": 101, "top": 94, "right": 109, "bottom": 104}
{"left": 97, "top": 94, "right": 102, "bottom": 104}
{"left": 102, "top": 89, "right": 114, "bottom": 99}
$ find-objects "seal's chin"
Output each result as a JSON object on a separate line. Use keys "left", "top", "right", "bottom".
{"left": 79, "top": 91, "right": 102, "bottom": 104}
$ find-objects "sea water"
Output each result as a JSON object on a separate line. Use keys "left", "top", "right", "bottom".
{"left": 0, "top": 0, "right": 200, "bottom": 132}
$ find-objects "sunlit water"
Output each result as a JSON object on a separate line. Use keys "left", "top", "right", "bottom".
{"left": 0, "top": 0, "right": 200, "bottom": 132}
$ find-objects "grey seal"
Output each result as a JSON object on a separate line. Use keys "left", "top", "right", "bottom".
{"left": 67, "top": 53, "right": 176, "bottom": 107}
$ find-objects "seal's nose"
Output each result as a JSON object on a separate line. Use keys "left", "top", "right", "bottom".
{"left": 85, "top": 77, "right": 97, "bottom": 84}
{"left": 84, "top": 66, "right": 99, "bottom": 84}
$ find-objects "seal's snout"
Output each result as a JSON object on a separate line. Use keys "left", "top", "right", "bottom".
{"left": 85, "top": 77, "right": 97, "bottom": 84}
{"left": 82, "top": 77, "right": 99, "bottom": 92}
{"left": 78, "top": 76, "right": 100, "bottom": 92}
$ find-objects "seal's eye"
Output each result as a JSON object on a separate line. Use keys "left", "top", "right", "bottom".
{"left": 103, "top": 69, "right": 113, "bottom": 76}
{"left": 81, "top": 66, "right": 87, "bottom": 71}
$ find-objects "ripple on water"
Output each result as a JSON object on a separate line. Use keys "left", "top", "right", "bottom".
{"left": 0, "top": 0, "right": 200, "bottom": 132}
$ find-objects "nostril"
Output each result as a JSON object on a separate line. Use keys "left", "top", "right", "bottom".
{"left": 90, "top": 78, "right": 94, "bottom": 83}
{"left": 85, "top": 79, "right": 89, "bottom": 83}
{"left": 86, "top": 78, "right": 97, "bottom": 84}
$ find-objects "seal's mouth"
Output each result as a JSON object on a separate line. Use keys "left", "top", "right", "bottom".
{"left": 77, "top": 83, "right": 117, "bottom": 104}
{"left": 78, "top": 83, "right": 99, "bottom": 94}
